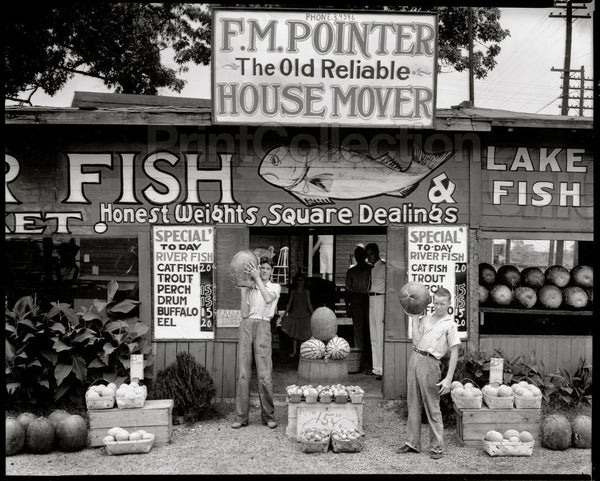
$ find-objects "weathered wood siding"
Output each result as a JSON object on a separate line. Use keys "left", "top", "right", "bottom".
{"left": 479, "top": 335, "right": 592, "bottom": 374}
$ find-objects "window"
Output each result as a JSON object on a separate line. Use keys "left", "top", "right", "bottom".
{"left": 480, "top": 237, "right": 592, "bottom": 336}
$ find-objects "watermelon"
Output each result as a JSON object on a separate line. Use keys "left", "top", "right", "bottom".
{"left": 571, "top": 415, "right": 591, "bottom": 448}
{"left": 399, "top": 282, "right": 431, "bottom": 315}
{"left": 56, "top": 414, "right": 88, "bottom": 452}
{"left": 325, "top": 336, "right": 351, "bottom": 360}
{"left": 48, "top": 409, "right": 70, "bottom": 429}
{"left": 300, "top": 337, "right": 326, "bottom": 359}
{"left": 541, "top": 414, "right": 572, "bottom": 450}
{"left": 230, "top": 250, "right": 259, "bottom": 288}
{"left": 310, "top": 307, "right": 337, "bottom": 341}
{"left": 6, "top": 417, "right": 25, "bottom": 456}
{"left": 25, "top": 416, "right": 55, "bottom": 454}
{"left": 16, "top": 412, "right": 38, "bottom": 432}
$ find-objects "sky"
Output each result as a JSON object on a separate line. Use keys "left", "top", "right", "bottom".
{"left": 18, "top": 5, "right": 595, "bottom": 117}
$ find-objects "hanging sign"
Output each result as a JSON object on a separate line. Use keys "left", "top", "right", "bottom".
{"left": 212, "top": 8, "right": 438, "bottom": 127}
{"left": 407, "top": 224, "right": 468, "bottom": 338}
{"left": 152, "top": 225, "right": 215, "bottom": 340}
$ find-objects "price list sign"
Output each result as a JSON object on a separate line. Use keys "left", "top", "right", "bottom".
{"left": 407, "top": 225, "right": 468, "bottom": 338}
{"left": 152, "top": 225, "right": 215, "bottom": 340}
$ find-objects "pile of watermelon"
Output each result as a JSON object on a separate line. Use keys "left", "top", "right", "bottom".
{"left": 479, "top": 263, "right": 593, "bottom": 310}
{"left": 6, "top": 410, "right": 88, "bottom": 456}
{"left": 542, "top": 414, "right": 591, "bottom": 450}
{"left": 300, "top": 307, "right": 351, "bottom": 361}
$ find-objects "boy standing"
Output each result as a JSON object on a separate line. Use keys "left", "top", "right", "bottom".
{"left": 397, "top": 287, "right": 461, "bottom": 459}
{"left": 232, "top": 258, "right": 281, "bottom": 429}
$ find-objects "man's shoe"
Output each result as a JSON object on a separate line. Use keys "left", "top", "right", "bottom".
{"left": 266, "top": 420, "right": 277, "bottom": 429}
{"left": 397, "top": 444, "right": 419, "bottom": 454}
{"left": 430, "top": 452, "right": 443, "bottom": 460}
{"left": 231, "top": 422, "right": 247, "bottom": 429}
{"left": 364, "top": 370, "right": 375, "bottom": 376}
{"left": 375, "top": 375, "right": 382, "bottom": 380}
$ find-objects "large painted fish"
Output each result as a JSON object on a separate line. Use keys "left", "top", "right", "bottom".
{"left": 258, "top": 144, "right": 454, "bottom": 206}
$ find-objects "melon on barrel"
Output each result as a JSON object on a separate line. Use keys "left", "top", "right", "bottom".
{"left": 25, "top": 416, "right": 56, "bottom": 454}
{"left": 399, "top": 282, "right": 431, "bottom": 315}
{"left": 325, "top": 336, "right": 351, "bottom": 360}
{"left": 310, "top": 307, "right": 338, "bottom": 341}
{"left": 56, "top": 414, "right": 88, "bottom": 452}
{"left": 6, "top": 417, "right": 25, "bottom": 456}
{"left": 542, "top": 414, "right": 572, "bottom": 450}
{"left": 230, "top": 250, "right": 259, "bottom": 288}
{"left": 571, "top": 415, "right": 591, "bottom": 448}
{"left": 300, "top": 337, "right": 326, "bottom": 359}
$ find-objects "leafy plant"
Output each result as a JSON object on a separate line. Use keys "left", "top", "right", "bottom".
{"left": 452, "top": 345, "right": 490, "bottom": 388}
{"left": 151, "top": 352, "right": 216, "bottom": 425}
{"left": 5, "top": 281, "right": 152, "bottom": 411}
{"left": 548, "top": 357, "right": 592, "bottom": 408}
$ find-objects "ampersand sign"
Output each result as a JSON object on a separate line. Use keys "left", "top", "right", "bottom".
{"left": 428, "top": 173, "right": 456, "bottom": 204}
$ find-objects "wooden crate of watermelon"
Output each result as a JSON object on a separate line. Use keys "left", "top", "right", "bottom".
{"left": 88, "top": 399, "right": 174, "bottom": 447}
{"left": 454, "top": 406, "right": 541, "bottom": 447}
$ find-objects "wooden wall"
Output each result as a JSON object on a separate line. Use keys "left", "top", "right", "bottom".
{"left": 479, "top": 335, "right": 592, "bottom": 374}
{"left": 153, "top": 340, "right": 239, "bottom": 398}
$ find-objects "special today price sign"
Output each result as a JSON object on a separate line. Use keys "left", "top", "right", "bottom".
{"left": 407, "top": 225, "right": 468, "bottom": 338}
{"left": 212, "top": 9, "right": 438, "bottom": 127}
{"left": 152, "top": 225, "right": 215, "bottom": 340}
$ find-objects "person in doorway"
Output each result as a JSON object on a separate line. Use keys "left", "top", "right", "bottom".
{"left": 398, "top": 287, "right": 460, "bottom": 460}
{"left": 312, "top": 235, "right": 334, "bottom": 281}
{"left": 281, "top": 273, "right": 314, "bottom": 358}
{"left": 232, "top": 258, "right": 281, "bottom": 430}
{"left": 344, "top": 246, "right": 372, "bottom": 371}
{"left": 366, "top": 243, "right": 385, "bottom": 380}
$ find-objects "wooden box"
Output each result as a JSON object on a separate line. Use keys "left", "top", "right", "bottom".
{"left": 88, "top": 399, "right": 174, "bottom": 447}
{"left": 454, "top": 405, "right": 541, "bottom": 447}
{"left": 286, "top": 402, "right": 363, "bottom": 440}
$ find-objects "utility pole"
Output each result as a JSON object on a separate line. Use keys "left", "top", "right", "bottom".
{"left": 550, "top": 1, "right": 591, "bottom": 115}
{"left": 468, "top": 7, "right": 475, "bottom": 106}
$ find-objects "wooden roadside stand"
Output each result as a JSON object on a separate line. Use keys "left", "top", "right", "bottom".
{"left": 454, "top": 357, "right": 542, "bottom": 447}
{"left": 88, "top": 356, "right": 174, "bottom": 447}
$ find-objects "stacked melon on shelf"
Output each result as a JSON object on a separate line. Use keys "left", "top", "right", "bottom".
{"left": 300, "top": 307, "right": 351, "bottom": 361}
{"left": 479, "top": 262, "right": 593, "bottom": 310}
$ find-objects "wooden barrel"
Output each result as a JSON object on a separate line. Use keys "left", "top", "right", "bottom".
{"left": 297, "top": 358, "right": 349, "bottom": 386}
{"left": 347, "top": 348, "right": 362, "bottom": 374}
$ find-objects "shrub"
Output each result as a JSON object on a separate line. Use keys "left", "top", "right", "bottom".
{"left": 151, "top": 352, "right": 216, "bottom": 424}
{"left": 547, "top": 357, "right": 592, "bottom": 408}
{"left": 5, "top": 281, "right": 152, "bottom": 412}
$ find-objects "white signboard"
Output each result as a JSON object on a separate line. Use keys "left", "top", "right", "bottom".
{"left": 152, "top": 225, "right": 215, "bottom": 340}
{"left": 213, "top": 9, "right": 437, "bottom": 128}
{"left": 407, "top": 225, "right": 468, "bottom": 338}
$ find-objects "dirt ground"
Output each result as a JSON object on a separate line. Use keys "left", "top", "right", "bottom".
{"left": 5, "top": 396, "right": 592, "bottom": 476}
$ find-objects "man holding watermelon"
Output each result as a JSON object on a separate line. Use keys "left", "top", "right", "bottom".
{"left": 232, "top": 258, "right": 281, "bottom": 430}
{"left": 397, "top": 287, "right": 461, "bottom": 459}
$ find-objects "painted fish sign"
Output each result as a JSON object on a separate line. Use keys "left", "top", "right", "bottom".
{"left": 259, "top": 143, "right": 453, "bottom": 206}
